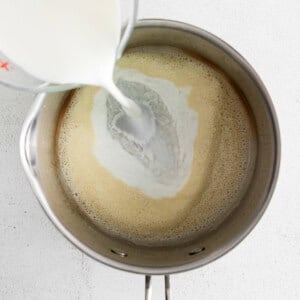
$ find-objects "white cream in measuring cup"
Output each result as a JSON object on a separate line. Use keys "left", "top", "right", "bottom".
{"left": 0, "top": 0, "right": 141, "bottom": 116}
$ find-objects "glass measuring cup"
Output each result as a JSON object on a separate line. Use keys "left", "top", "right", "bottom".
{"left": 0, "top": 0, "right": 138, "bottom": 93}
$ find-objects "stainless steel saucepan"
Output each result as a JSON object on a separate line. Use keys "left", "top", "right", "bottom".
{"left": 20, "top": 19, "right": 280, "bottom": 299}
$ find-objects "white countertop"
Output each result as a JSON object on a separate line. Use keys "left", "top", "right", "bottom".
{"left": 0, "top": 1, "right": 299, "bottom": 299}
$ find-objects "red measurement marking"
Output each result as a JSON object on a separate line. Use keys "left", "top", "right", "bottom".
{"left": 0, "top": 60, "right": 10, "bottom": 71}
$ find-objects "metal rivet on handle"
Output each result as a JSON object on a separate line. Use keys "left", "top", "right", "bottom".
{"left": 110, "top": 249, "right": 128, "bottom": 257}
{"left": 188, "top": 247, "right": 206, "bottom": 256}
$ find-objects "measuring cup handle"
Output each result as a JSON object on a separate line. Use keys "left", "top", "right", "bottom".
{"left": 145, "top": 275, "right": 171, "bottom": 300}
{"left": 116, "top": 0, "right": 139, "bottom": 59}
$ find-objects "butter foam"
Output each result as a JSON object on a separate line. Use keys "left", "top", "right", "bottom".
{"left": 56, "top": 46, "right": 256, "bottom": 246}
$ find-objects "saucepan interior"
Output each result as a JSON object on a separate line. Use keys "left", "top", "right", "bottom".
{"left": 20, "top": 19, "right": 280, "bottom": 275}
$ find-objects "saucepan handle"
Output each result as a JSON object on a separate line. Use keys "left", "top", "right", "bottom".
{"left": 116, "top": 0, "right": 139, "bottom": 59}
{"left": 145, "top": 275, "right": 171, "bottom": 300}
